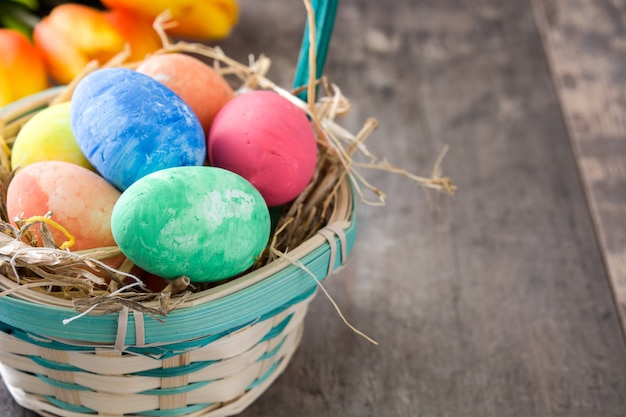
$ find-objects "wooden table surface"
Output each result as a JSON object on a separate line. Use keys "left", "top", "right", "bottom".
{"left": 3, "top": 0, "right": 626, "bottom": 415}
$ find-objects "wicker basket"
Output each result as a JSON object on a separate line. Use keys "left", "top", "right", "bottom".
{"left": 0, "top": 1, "right": 359, "bottom": 416}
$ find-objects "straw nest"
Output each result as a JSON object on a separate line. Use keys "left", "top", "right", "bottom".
{"left": 0, "top": 10, "right": 455, "bottom": 321}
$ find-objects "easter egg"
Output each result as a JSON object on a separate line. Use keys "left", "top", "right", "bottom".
{"left": 136, "top": 53, "right": 234, "bottom": 134}
{"left": 11, "top": 102, "right": 94, "bottom": 171}
{"left": 208, "top": 90, "right": 318, "bottom": 207}
{"left": 71, "top": 67, "right": 206, "bottom": 191}
{"left": 6, "top": 161, "right": 121, "bottom": 251}
{"left": 111, "top": 166, "right": 271, "bottom": 282}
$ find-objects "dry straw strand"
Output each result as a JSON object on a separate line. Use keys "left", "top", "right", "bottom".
{"left": 271, "top": 246, "right": 378, "bottom": 346}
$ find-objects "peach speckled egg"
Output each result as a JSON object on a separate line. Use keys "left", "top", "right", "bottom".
{"left": 6, "top": 160, "right": 121, "bottom": 251}
{"left": 136, "top": 53, "right": 234, "bottom": 134}
{"left": 11, "top": 102, "right": 94, "bottom": 172}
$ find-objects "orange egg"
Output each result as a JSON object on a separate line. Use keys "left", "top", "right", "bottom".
{"left": 6, "top": 161, "right": 121, "bottom": 252}
{"left": 136, "top": 53, "right": 234, "bottom": 134}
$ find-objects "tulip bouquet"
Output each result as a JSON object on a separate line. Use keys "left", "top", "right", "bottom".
{"left": 0, "top": 0, "right": 239, "bottom": 105}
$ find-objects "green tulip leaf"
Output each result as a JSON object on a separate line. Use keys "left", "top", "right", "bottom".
{"left": 0, "top": 2, "right": 39, "bottom": 37}
{"left": 4, "top": 0, "right": 38, "bottom": 11}
{"left": 0, "top": 15, "right": 31, "bottom": 37}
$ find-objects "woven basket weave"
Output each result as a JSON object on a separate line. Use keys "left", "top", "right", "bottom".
{"left": 0, "top": 1, "right": 358, "bottom": 416}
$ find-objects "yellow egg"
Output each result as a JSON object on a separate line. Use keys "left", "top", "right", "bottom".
{"left": 11, "top": 101, "right": 94, "bottom": 171}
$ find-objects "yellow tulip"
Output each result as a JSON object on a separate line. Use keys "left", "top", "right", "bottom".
{"left": 0, "top": 29, "right": 49, "bottom": 107}
{"left": 101, "top": 0, "right": 238, "bottom": 40}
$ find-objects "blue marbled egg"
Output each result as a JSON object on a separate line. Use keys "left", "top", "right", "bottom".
{"left": 70, "top": 68, "right": 206, "bottom": 191}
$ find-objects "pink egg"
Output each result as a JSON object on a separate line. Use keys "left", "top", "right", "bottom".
{"left": 136, "top": 53, "right": 234, "bottom": 134}
{"left": 208, "top": 90, "right": 318, "bottom": 207}
{"left": 6, "top": 161, "right": 121, "bottom": 252}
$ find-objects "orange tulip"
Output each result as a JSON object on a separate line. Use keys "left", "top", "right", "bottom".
{"left": 0, "top": 29, "right": 49, "bottom": 107}
{"left": 101, "top": 0, "right": 238, "bottom": 40}
{"left": 103, "top": 8, "right": 162, "bottom": 62}
{"left": 33, "top": 4, "right": 161, "bottom": 85}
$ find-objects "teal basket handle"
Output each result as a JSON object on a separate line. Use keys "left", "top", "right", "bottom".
{"left": 293, "top": 0, "right": 339, "bottom": 100}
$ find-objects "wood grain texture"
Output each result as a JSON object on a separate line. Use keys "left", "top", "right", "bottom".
{"left": 532, "top": 0, "right": 626, "bottom": 343}
{"left": 2, "top": 0, "right": 626, "bottom": 416}
{"left": 234, "top": 0, "right": 626, "bottom": 415}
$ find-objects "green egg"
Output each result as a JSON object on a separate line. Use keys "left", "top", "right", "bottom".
{"left": 111, "top": 166, "right": 271, "bottom": 282}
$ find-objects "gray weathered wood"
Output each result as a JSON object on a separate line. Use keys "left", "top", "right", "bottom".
{"left": 236, "top": 0, "right": 626, "bottom": 415}
{"left": 2, "top": 0, "right": 626, "bottom": 416}
{"left": 532, "top": 0, "right": 626, "bottom": 343}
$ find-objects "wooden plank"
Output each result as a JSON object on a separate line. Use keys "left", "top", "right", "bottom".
{"left": 532, "top": 0, "right": 626, "bottom": 340}
{"left": 233, "top": 0, "right": 626, "bottom": 415}
{"left": 2, "top": 0, "right": 626, "bottom": 416}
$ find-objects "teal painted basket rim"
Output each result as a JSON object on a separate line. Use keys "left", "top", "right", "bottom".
{"left": 0, "top": 186, "right": 357, "bottom": 346}
{"left": 0, "top": 207, "right": 356, "bottom": 346}
{"left": 0, "top": 180, "right": 358, "bottom": 346}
